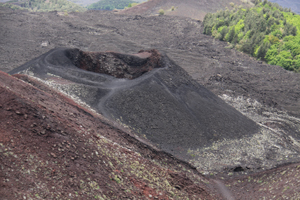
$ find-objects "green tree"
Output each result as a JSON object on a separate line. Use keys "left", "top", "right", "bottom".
{"left": 88, "top": 0, "right": 136, "bottom": 10}
{"left": 254, "top": 0, "right": 262, "bottom": 5}
{"left": 291, "top": 26, "right": 297, "bottom": 36}
{"left": 220, "top": 27, "right": 229, "bottom": 41}
{"left": 257, "top": 42, "right": 270, "bottom": 59}
{"left": 202, "top": 0, "right": 300, "bottom": 71}
{"left": 227, "top": 27, "right": 236, "bottom": 43}
{"left": 262, "top": 0, "right": 268, "bottom": 6}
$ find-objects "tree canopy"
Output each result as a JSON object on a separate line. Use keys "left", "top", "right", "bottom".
{"left": 1, "top": 0, "right": 87, "bottom": 12}
{"left": 203, "top": 0, "right": 300, "bottom": 71}
{"left": 87, "top": 0, "right": 136, "bottom": 10}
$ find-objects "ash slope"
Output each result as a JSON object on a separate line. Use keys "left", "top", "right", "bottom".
{"left": 10, "top": 48, "right": 300, "bottom": 175}
{"left": 9, "top": 47, "right": 259, "bottom": 159}
{"left": 0, "top": 70, "right": 215, "bottom": 200}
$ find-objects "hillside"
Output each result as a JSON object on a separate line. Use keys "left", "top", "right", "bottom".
{"left": 9, "top": 47, "right": 260, "bottom": 168}
{"left": 67, "top": 0, "right": 146, "bottom": 7}
{"left": 1, "top": 3, "right": 300, "bottom": 199}
{"left": 269, "top": 0, "right": 300, "bottom": 14}
{"left": 119, "top": 0, "right": 253, "bottom": 20}
{"left": 0, "top": 70, "right": 217, "bottom": 199}
{"left": 203, "top": 0, "right": 300, "bottom": 71}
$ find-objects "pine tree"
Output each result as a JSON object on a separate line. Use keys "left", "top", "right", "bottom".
{"left": 227, "top": 27, "right": 235, "bottom": 43}
{"left": 291, "top": 26, "right": 297, "bottom": 36}
{"left": 220, "top": 27, "right": 228, "bottom": 41}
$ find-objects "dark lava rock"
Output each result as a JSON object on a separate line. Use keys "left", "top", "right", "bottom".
{"left": 67, "top": 48, "right": 162, "bottom": 79}
{"left": 9, "top": 47, "right": 259, "bottom": 159}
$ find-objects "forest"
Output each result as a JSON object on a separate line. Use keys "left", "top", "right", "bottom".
{"left": 1, "top": 0, "right": 86, "bottom": 12}
{"left": 203, "top": 0, "right": 300, "bottom": 71}
{"left": 25, "top": 0, "right": 86, "bottom": 12}
{"left": 87, "top": 0, "right": 136, "bottom": 10}
{"left": 0, "top": 0, "right": 140, "bottom": 13}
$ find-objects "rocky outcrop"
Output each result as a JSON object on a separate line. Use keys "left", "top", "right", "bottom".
{"left": 66, "top": 49, "right": 162, "bottom": 79}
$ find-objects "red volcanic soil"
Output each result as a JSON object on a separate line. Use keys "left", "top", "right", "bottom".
{"left": 119, "top": 0, "right": 251, "bottom": 20}
{"left": 2, "top": 58, "right": 300, "bottom": 199}
{"left": 0, "top": 71, "right": 215, "bottom": 199}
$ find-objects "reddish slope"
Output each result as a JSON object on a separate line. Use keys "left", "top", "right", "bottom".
{"left": 2, "top": 58, "right": 300, "bottom": 199}
{"left": 119, "top": 0, "right": 252, "bottom": 20}
{"left": 0, "top": 71, "right": 215, "bottom": 199}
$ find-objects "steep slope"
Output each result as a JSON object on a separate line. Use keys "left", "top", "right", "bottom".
{"left": 119, "top": 0, "right": 253, "bottom": 20}
{"left": 2, "top": 6, "right": 300, "bottom": 173}
{"left": 0, "top": 70, "right": 215, "bottom": 199}
{"left": 8, "top": 46, "right": 300, "bottom": 178}
{"left": 2, "top": 6, "right": 300, "bottom": 198}
{"left": 202, "top": 0, "right": 300, "bottom": 71}
{"left": 2, "top": 68, "right": 300, "bottom": 199}
{"left": 9, "top": 47, "right": 260, "bottom": 164}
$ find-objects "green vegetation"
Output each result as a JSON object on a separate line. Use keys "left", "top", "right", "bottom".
{"left": 87, "top": 0, "right": 136, "bottom": 10}
{"left": 158, "top": 8, "right": 164, "bottom": 15}
{"left": 127, "top": 2, "right": 139, "bottom": 8}
{"left": 203, "top": 0, "right": 300, "bottom": 71}
{"left": 0, "top": 3, "right": 26, "bottom": 10}
{"left": 1, "top": 0, "right": 86, "bottom": 12}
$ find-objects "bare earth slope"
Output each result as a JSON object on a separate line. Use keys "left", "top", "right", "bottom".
{"left": 8, "top": 47, "right": 259, "bottom": 164}
{"left": 119, "top": 0, "right": 251, "bottom": 20}
{"left": 0, "top": 71, "right": 215, "bottom": 199}
{"left": 1, "top": 6, "right": 300, "bottom": 199}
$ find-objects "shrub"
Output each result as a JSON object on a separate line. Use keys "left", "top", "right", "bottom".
{"left": 292, "top": 48, "right": 300, "bottom": 57}
{"left": 159, "top": 9, "right": 164, "bottom": 15}
{"left": 268, "top": 35, "right": 280, "bottom": 44}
